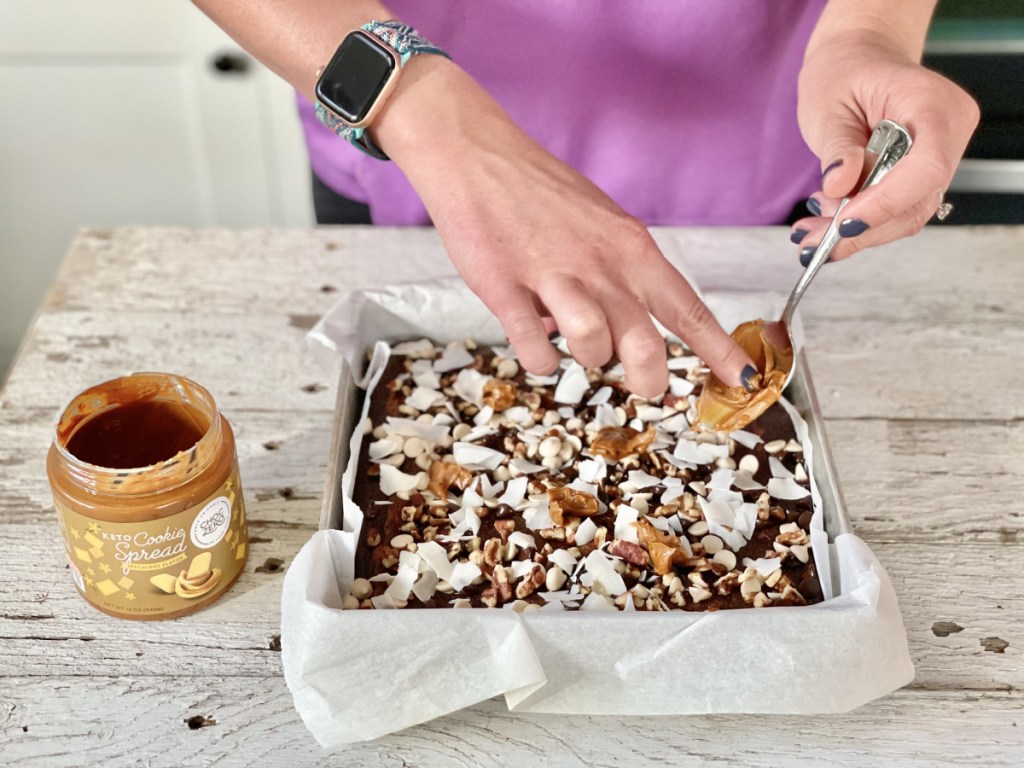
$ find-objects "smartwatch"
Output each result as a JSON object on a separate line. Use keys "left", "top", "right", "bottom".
{"left": 314, "top": 20, "right": 450, "bottom": 160}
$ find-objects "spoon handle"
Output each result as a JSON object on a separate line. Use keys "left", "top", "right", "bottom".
{"left": 780, "top": 120, "right": 914, "bottom": 330}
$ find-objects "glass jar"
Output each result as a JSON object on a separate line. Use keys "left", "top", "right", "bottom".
{"left": 47, "top": 373, "right": 249, "bottom": 620}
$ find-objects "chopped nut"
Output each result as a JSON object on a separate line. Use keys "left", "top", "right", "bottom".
{"left": 515, "top": 566, "right": 546, "bottom": 599}
{"left": 776, "top": 530, "right": 809, "bottom": 546}
{"left": 688, "top": 585, "right": 713, "bottom": 603}
{"left": 753, "top": 592, "right": 771, "bottom": 608}
{"left": 790, "top": 544, "right": 810, "bottom": 563}
{"left": 483, "top": 379, "right": 518, "bottom": 410}
{"left": 482, "top": 538, "right": 503, "bottom": 568}
{"left": 390, "top": 533, "right": 414, "bottom": 549}
{"left": 494, "top": 519, "right": 516, "bottom": 542}
{"left": 365, "top": 528, "right": 381, "bottom": 547}
{"left": 608, "top": 539, "right": 652, "bottom": 567}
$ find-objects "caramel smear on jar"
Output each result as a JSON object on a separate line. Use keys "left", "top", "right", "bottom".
{"left": 548, "top": 487, "right": 600, "bottom": 527}
{"left": 427, "top": 461, "right": 473, "bottom": 502}
{"left": 697, "top": 319, "right": 794, "bottom": 432}
{"left": 482, "top": 379, "right": 518, "bottom": 411}
{"left": 589, "top": 425, "right": 656, "bottom": 462}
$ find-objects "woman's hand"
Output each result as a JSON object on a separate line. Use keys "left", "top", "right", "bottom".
{"left": 792, "top": 13, "right": 979, "bottom": 264}
{"left": 378, "top": 58, "right": 754, "bottom": 397}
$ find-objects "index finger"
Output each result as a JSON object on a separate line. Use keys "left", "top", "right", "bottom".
{"left": 635, "top": 257, "right": 755, "bottom": 389}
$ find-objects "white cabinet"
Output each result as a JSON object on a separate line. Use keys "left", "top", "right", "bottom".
{"left": 0, "top": 0, "right": 313, "bottom": 378}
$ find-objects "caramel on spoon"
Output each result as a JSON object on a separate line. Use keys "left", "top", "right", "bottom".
{"left": 698, "top": 120, "right": 914, "bottom": 432}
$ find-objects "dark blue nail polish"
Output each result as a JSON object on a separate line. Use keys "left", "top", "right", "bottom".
{"left": 821, "top": 159, "right": 843, "bottom": 183}
{"left": 806, "top": 197, "right": 822, "bottom": 216}
{"left": 799, "top": 246, "right": 816, "bottom": 268}
{"left": 838, "top": 218, "right": 870, "bottom": 238}
{"left": 740, "top": 365, "right": 758, "bottom": 393}
{"left": 790, "top": 228, "right": 809, "bottom": 244}
{"left": 548, "top": 330, "right": 562, "bottom": 341}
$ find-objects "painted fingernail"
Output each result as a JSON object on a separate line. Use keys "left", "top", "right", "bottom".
{"left": 740, "top": 365, "right": 758, "bottom": 393}
{"left": 806, "top": 197, "right": 822, "bottom": 216}
{"left": 799, "top": 246, "right": 817, "bottom": 268}
{"left": 548, "top": 330, "right": 562, "bottom": 341}
{"left": 821, "top": 159, "right": 843, "bottom": 183}
{"left": 838, "top": 218, "right": 870, "bottom": 237}
{"left": 790, "top": 228, "right": 809, "bottom": 244}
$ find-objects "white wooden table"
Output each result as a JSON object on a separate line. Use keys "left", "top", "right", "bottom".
{"left": 1, "top": 226, "right": 1021, "bottom": 767}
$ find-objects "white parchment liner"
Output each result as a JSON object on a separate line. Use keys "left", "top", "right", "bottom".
{"left": 285, "top": 279, "right": 913, "bottom": 748}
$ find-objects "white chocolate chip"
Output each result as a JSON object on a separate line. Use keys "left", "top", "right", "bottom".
{"left": 785, "top": 440, "right": 803, "bottom": 453}
{"left": 700, "top": 535, "right": 724, "bottom": 554}
{"left": 351, "top": 578, "right": 372, "bottom": 600}
{"left": 539, "top": 436, "right": 562, "bottom": 458}
{"left": 688, "top": 520, "right": 709, "bottom": 537}
{"left": 764, "top": 439, "right": 786, "bottom": 453}
{"left": 390, "top": 534, "right": 414, "bottom": 549}
{"left": 403, "top": 436, "right": 426, "bottom": 458}
{"left": 342, "top": 594, "right": 360, "bottom": 610}
{"left": 546, "top": 567, "right": 567, "bottom": 591}
{"left": 497, "top": 358, "right": 519, "bottom": 379}
{"left": 738, "top": 454, "right": 759, "bottom": 475}
{"left": 712, "top": 549, "right": 737, "bottom": 571}
{"left": 452, "top": 423, "right": 472, "bottom": 440}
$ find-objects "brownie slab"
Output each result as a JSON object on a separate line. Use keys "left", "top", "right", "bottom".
{"left": 345, "top": 338, "right": 822, "bottom": 612}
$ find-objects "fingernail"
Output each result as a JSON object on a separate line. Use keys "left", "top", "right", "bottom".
{"left": 838, "top": 218, "right": 870, "bottom": 238}
{"left": 821, "top": 159, "right": 843, "bottom": 183}
{"left": 740, "top": 365, "right": 758, "bottom": 393}
{"left": 799, "top": 246, "right": 817, "bottom": 268}
{"left": 806, "top": 197, "right": 822, "bottom": 216}
{"left": 548, "top": 331, "right": 562, "bottom": 341}
{"left": 790, "top": 228, "right": 809, "bottom": 244}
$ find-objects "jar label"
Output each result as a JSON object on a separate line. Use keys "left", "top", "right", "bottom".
{"left": 54, "top": 470, "right": 248, "bottom": 619}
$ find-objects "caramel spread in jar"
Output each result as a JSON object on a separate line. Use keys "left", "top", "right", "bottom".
{"left": 697, "top": 319, "right": 794, "bottom": 432}
{"left": 47, "top": 373, "right": 249, "bottom": 620}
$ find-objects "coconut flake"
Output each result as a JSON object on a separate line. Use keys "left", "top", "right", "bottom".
{"left": 522, "top": 504, "right": 554, "bottom": 531}
{"left": 502, "top": 406, "right": 532, "bottom": 425}
{"left": 509, "top": 457, "right": 546, "bottom": 475}
{"left": 614, "top": 507, "right": 640, "bottom": 544}
{"left": 406, "top": 387, "right": 445, "bottom": 412}
{"left": 707, "top": 468, "right": 736, "bottom": 491}
{"left": 498, "top": 476, "right": 528, "bottom": 507}
{"left": 379, "top": 464, "right": 421, "bottom": 496}
{"left": 767, "top": 477, "right": 811, "bottom": 500}
{"left": 584, "top": 550, "right": 628, "bottom": 596}
{"left": 660, "top": 485, "right": 688, "bottom": 505}
{"left": 769, "top": 456, "right": 795, "bottom": 479}
{"left": 385, "top": 417, "right": 449, "bottom": 444}
{"left": 368, "top": 438, "right": 401, "bottom": 460}
{"left": 673, "top": 440, "right": 715, "bottom": 465}
{"left": 510, "top": 561, "right": 541, "bottom": 582}
{"left": 433, "top": 343, "right": 476, "bottom": 373}
{"left": 626, "top": 470, "right": 662, "bottom": 490}
{"left": 733, "top": 503, "right": 758, "bottom": 539}
{"left": 580, "top": 592, "right": 617, "bottom": 611}
{"left": 743, "top": 557, "right": 783, "bottom": 578}
{"left": 554, "top": 362, "right": 590, "bottom": 404}
{"left": 411, "top": 571, "right": 438, "bottom": 603}
{"left": 452, "top": 442, "right": 505, "bottom": 471}
{"left": 668, "top": 376, "right": 695, "bottom": 397}
{"left": 385, "top": 563, "right": 418, "bottom": 602}
{"left": 473, "top": 405, "right": 494, "bottom": 427}
{"left": 698, "top": 496, "right": 735, "bottom": 529}
{"left": 412, "top": 368, "right": 441, "bottom": 390}
{"left": 547, "top": 548, "right": 577, "bottom": 574}
{"left": 391, "top": 339, "right": 435, "bottom": 357}
{"left": 370, "top": 593, "right": 397, "bottom": 609}
{"left": 452, "top": 368, "right": 487, "bottom": 406}
{"left": 732, "top": 471, "right": 765, "bottom": 491}
{"left": 577, "top": 457, "right": 608, "bottom": 484}
{"left": 730, "top": 429, "right": 763, "bottom": 450}
{"left": 586, "top": 386, "right": 613, "bottom": 406}
{"left": 449, "top": 598, "right": 473, "bottom": 608}
{"left": 574, "top": 517, "right": 598, "bottom": 546}
{"left": 448, "top": 562, "right": 482, "bottom": 591}
{"left": 508, "top": 530, "right": 536, "bottom": 551}
{"left": 462, "top": 425, "right": 497, "bottom": 443}
{"left": 416, "top": 541, "right": 454, "bottom": 582}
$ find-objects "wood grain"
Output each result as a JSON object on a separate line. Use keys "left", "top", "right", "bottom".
{"left": 2, "top": 226, "right": 1022, "bottom": 765}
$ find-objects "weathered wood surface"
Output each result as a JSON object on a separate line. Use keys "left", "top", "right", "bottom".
{"left": 1, "top": 226, "right": 1021, "bottom": 766}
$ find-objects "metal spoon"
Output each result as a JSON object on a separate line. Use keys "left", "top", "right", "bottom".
{"left": 763, "top": 119, "right": 914, "bottom": 390}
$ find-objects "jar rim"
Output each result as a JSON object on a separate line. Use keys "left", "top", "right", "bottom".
{"left": 52, "top": 372, "right": 222, "bottom": 494}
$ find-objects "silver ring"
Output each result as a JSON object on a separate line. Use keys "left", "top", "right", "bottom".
{"left": 936, "top": 191, "right": 954, "bottom": 221}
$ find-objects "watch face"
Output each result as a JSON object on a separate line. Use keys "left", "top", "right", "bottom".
{"left": 316, "top": 31, "right": 397, "bottom": 124}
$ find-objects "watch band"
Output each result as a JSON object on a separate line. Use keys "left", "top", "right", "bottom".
{"left": 316, "top": 20, "right": 450, "bottom": 161}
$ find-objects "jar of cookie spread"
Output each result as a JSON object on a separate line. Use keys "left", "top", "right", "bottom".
{"left": 46, "top": 373, "right": 249, "bottom": 620}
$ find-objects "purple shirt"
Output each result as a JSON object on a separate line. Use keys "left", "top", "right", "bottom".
{"left": 298, "top": 1, "right": 826, "bottom": 226}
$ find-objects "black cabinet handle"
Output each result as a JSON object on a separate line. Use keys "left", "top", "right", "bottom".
{"left": 211, "top": 52, "right": 251, "bottom": 75}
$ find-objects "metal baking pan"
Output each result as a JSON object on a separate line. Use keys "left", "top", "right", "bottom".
{"left": 320, "top": 347, "right": 852, "bottom": 595}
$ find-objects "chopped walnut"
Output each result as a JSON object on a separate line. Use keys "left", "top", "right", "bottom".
{"left": 608, "top": 539, "right": 652, "bottom": 567}
{"left": 482, "top": 379, "right": 518, "bottom": 410}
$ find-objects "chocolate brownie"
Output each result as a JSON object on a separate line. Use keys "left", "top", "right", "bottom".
{"left": 345, "top": 338, "right": 822, "bottom": 612}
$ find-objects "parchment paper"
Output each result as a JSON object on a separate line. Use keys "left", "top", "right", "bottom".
{"left": 285, "top": 279, "right": 913, "bottom": 748}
